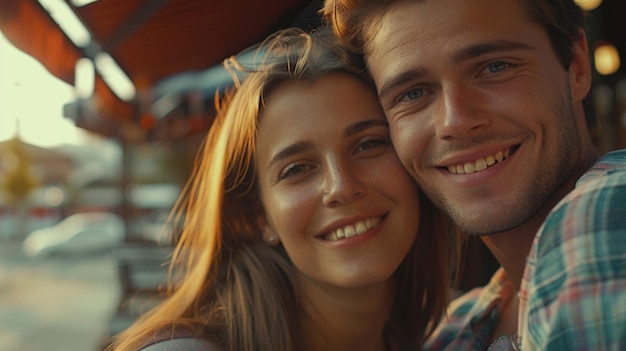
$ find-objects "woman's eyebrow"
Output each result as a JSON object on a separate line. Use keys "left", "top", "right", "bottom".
{"left": 267, "top": 140, "right": 314, "bottom": 170}
{"left": 343, "top": 119, "right": 389, "bottom": 138}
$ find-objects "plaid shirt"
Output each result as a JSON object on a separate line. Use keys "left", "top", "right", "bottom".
{"left": 424, "top": 268, "right": 511, "bottom": 350}
{"left": 425, "top": 149, "right": 626, "bottom": 351}
{"left": 518, "top": 149, "right": 626, "bottom": 350}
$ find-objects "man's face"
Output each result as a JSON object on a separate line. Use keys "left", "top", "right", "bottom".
{"left": 366, "top": 0, "right": 591, "bottom": 235}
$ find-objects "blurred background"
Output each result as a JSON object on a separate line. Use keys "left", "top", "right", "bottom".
{"left": 0, "top": 0, "right": 624, "bottom": 350}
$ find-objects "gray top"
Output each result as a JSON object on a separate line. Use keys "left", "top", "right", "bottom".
{"left": 138, "top": 337, "right": 222, "bottom": 351}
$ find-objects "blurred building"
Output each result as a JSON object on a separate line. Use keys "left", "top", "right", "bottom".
{"left": 0, "top": 136, "right": 72, "bottom": 239}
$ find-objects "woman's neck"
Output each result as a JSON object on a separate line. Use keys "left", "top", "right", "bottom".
{"left": 297, "top": 276, "right": 395, "bottom": 351}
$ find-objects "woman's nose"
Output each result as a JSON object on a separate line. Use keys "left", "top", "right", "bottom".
{"left": 321, "top": 161, "right": 366, "bottom": 207}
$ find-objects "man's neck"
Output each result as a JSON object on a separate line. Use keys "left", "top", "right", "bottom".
{"left": 481, "top": 224, "right": 537, "bottom": 292}
{"left": 481, "top": 148, "right": 600, "bottom": 346}
{"left": 481, "top": 148, "right": 599, "bottom": 291}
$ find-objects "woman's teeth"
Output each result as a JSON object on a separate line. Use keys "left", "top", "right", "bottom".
{"left": 447, "top": 148, "right": 510, "bottom": 174}
{"left": 324, "top": 217, "right": 381, "bottom": 242}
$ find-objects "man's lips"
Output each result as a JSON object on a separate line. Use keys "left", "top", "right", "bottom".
{"left": 444, "top": 146, "right": 518, "bottom": 174}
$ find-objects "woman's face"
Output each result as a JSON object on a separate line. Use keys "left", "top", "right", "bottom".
{"left": 255, "top": 72, "right": 421, "bottom": 290}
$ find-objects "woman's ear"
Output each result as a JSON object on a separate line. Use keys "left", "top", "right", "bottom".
{"left": 258, "top": 215, "right": 281, "bottom": 246}
{"left": 263, "top": 225, "right": 281, "bottom": 246}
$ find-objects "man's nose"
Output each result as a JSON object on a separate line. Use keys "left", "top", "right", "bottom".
{"left": 435, "top": 83, "right": 490, "bottom": 139}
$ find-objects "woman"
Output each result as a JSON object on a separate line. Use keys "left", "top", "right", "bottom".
{"left": 105, "top": 27, "right": 449, "bottom": 351}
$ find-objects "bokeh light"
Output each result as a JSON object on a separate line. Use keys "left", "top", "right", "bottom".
{"left": 575, "top": 0, "right": 603, "bottom": 11}
{"left": 594, "top": 43, "right": 621, "bottom": 76}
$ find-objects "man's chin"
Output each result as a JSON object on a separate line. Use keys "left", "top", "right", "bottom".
{"left": 450, "top": 208, "right": 529, "bottom": 237}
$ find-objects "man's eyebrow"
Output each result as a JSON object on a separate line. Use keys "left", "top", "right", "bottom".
{"left": 378, "top": 67, "right": 427, "bottom": 100}
{"left": 450, "top": 40, "right": 535, "bottom": 64}
{"left": 377, "top": 40, "right": 534, "bottom": 100}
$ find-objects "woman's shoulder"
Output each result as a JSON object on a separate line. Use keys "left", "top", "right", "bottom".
{"left": 137, "top": 327, "right": 224, "bottom": 351}
{"left": 138, "top": 337, "right": 223, "bottom": 351}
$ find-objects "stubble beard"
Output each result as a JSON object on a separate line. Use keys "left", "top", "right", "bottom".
{"left": 425, "top": 85, "right": 582, "bottom": 236}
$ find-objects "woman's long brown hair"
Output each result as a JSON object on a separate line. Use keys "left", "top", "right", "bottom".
{"left": 105, "top": 27, "right": 449, "bottom": 351}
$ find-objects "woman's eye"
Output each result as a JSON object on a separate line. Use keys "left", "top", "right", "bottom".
{"left": 278, "top": 162, "right": 311, "bottom": 180}
{"left": 357, "top": 137, "right": 391, "bottom": 152}
{"left": 399, "top": 88, "right": 424, "bottom": 102}
{"left": 486, "top": 61, "right": 509, "bottom": 73}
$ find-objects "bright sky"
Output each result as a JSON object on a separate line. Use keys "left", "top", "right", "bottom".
{"left": 0, "top": 31, "right": 86, "bottom": 147}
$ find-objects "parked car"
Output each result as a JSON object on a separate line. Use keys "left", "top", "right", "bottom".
{"left": 129, "top": 210, "right": 183, "bottom": 245}
{"left": 22, "top": 212, "right": 125, "bottom": 258}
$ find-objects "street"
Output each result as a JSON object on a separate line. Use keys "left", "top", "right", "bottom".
{"left": 0, "top": 241, "right": 120, "bottom": 351}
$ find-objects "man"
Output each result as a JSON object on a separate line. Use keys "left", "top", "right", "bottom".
{"left": 323, "top": 0, "right": 626, "bottom": 349}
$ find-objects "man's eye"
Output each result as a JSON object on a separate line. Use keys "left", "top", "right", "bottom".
{"left": 400, "top": 88, "right": 424, "bottom": 102}
{"left": 486, "top": 61, "right": 509, "bottom": 73}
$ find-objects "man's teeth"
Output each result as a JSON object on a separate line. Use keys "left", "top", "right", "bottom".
{"left": 325, "top": 217, "right": 381, "bottom": 242}
{"left": 447, "top": 149, "right": 510, "bottom": 174}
